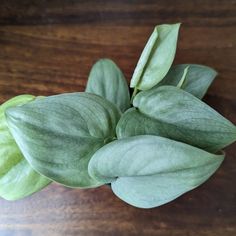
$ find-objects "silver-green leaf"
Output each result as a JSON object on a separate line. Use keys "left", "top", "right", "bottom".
{"left": 88, "top": 135, "right": 224, "bottom": 208}
{"left": 156, "top": 64, "right": 217, "bottom": 99}
{"left": 130, "top": 23, "right": 180, "bottom": 90}
{"left": 116, "top": 108, "right": 170, "bottom": 139}
{"left": 130, "top": 86, "right": 236, "bottom": 152}
{"left": 86, "top": 59, "right": 130, "bottom": 112}
{"left": 6, "top": 93, "right": 121, "bottom": 188}
{"left": 0, "top": 95, "right": 51, "bottom": 201}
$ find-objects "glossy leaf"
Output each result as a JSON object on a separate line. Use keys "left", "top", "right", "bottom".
{"left": 88, "top": 135, "right": 224, "bottom": 208}
{"left": 156, "top": 64, "right": 217, "bottom": 99}
{"left": 6, "top": 92, "right": 121, "bottom": 188}
{"left": 130, "top": 23, "right": 180, "bottom": 90}
{"left": 0, "top": 95, "right": 51, "bottom": 201}
{"left": 86, "top": 59, "right": 130, "bottom": 112}
{"left": 131, "top": 86, "right": 236, "bottom": 152}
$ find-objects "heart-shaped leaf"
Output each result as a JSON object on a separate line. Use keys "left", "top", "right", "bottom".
{"left": 86, "top": 59, "right": 130, "bottom": 112}
{"left": 156, "top": 64, "right": 217, "bottom": 99}
{"left": 130, "top": 23, "right": 180, "bottom": 90}
{"left": 6, "top": 93, "right": 121, "bottom": 188}
{"left": 88, "top": 135, "right": 224, "bottom": 208}
{"left": 0, "top": 95, "right": 51, "bottom": 200}
{"left": 125, "top": 86, "right": 236, "bottom": 152}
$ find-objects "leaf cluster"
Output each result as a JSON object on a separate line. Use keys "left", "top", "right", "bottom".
{"left": 1, "top": 24, "right": 235, "bottom": 208}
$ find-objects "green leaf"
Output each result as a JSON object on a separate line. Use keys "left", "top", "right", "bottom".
{"left": 117, "top": 107, "right": 236, "bottom": 152}
{"left": 86, "top": 59, "right": 130, "bottom": 112}
{"left": 130, "top": 23, "right": 180, "bottom": 90}
{"left": 130, "top": 86, "right": 236, "bottom": 152}
{"left": 0, "top": 95, "right": 51, "bottom": 201}
{"left": 116, "top": 108, "right": 170, "bottom": 139}
{"left": 6, "top": 93, "right": 121, "bottom": 188}
{"left": 88, "top": 135, "right": 224, "bottom": 208}
{"left": 156, "top": 64, "right": 217, "bottom": 99}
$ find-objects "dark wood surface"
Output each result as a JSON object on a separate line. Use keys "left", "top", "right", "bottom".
{"left": 0, "top": 1, "right": 235, "bottom": 235}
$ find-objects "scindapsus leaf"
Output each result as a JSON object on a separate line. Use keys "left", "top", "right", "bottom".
{"left": 88, "top": 135, "right": 224, "bottom": 208}
{"left": 6, "top": 93, "right": 121, "bottom": 188}
{"left": 86, "top": 59, "right": 130, "bottom": 112}
{"left": 130, "top": 86, "right": 236, "bottom": 152}
{"left": 116, "top": 108, "right": 171, "bottom": 139}
{"left": 0, "top": 95, "right": 51, "bottom": 201}
{"left": 130, "top": 23, "right": 180, "bottom": 90}
{"left": 156, "top": 64, "right": 217, "bottom": 99}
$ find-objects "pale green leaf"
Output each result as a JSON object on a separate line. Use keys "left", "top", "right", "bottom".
{"left": 130, "top": 23, "right": 180, "bottom": 90}
{"left": 88, "top": 135, "right": 224, "bottom": 208}
{"left": 131, "top": 86, "right": 236, "bottom": 152}
{"left": 6, "top": 93, "right": 121, "bottom": 188}
{"left": 156, "top": 64, "right": 217, "bottom": 99}
{"left": 86, "top": 59, "right": 130, "bottom": 112}
{"left": 0, "top": 95, "right": 51, "bottom": 201}
{"left": 116, "top": 108, "right": 170, "bottom": 139}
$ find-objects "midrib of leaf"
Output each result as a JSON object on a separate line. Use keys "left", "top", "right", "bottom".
{"left": 115, "top": 159, "right": 221, "bottom": 180}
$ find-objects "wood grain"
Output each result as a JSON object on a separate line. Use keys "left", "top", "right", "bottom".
{"left": 0, "top": 1, "right": 235, "bottom": 235}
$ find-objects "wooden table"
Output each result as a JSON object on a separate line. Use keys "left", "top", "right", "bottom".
{"left": 0, "top": 1, "right": 235, "bottom": 235}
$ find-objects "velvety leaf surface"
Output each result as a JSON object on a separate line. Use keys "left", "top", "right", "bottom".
{"left": 130, "top": 23, "right": 180, "bottom": 90}
{"left": 132, "top": 86, "right": 236, "bottom": 152}
{"left": 0, "top": 95, "right": 51, "bottom": 201}
{"left": 86, "top": 59, "right": 130, "bottom": 112}
{"left": 156, "top": 64, "right": 217, "bottom": 98}
{"left": 6, "top": 93, "right": 121, "bottom": 188}
{"left": 88, "top": 135, "right": 224, "bottom": 208}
